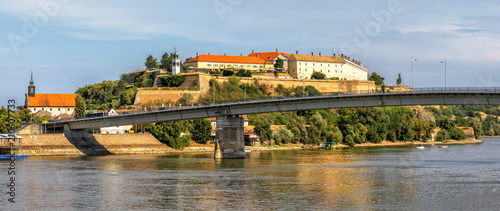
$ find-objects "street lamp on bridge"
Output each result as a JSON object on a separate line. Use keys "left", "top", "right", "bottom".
{"left": 411, "top": 55, "right": 417, "bottom": 88}
{"left": 441, "top": 58, "right": 447, "bottom": 89}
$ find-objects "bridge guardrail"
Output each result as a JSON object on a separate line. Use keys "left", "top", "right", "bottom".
{"left": 51, "top": 87, "right": 500, "bottom": 123}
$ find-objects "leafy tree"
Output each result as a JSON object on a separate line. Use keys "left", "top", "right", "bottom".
{"left": 369, "top": 72, "right": 385, "bottom": 86}
{"left": 274, "top": 57, "right": 284, "bottom": 71}
{"left": 177, "top": 93, "right": 194, "bottom": 105}
{"left": 160, "top": 75, "right": 187, "bottom": 87}
{"left": 396, "top": 73, "right": 402, "bottom": 85}
{"left": 275, "top": 84, "right": 292, "bottom": 96}
{"left": 120, "top": 87, "right": 137, "bottom": 106}
{"left": 274, "top": 128, "right": 293, "bottom": 144}
{"left": 223, "top": 70, "right": 235, "bottom": 76}
{"left": 250, "top": 114, "right": 273, "bottom": 142}
{"left": 18, "top": 108, "right": 32, "bottom": 123}
{"left": 145, "top": 121, "right": 191, "bottom": 149}
{"left": 311, "top": 71, "right": 326, "bottom": 80}
{"left": 160, "top": 52, "right": 173, "bottom": 71}
{"left": 190, "top": 119, "right": 212, "bottom": 144}
{"left": 236, "top": 69, "right": 252, "bottom": 77}
{"left": 145, "top": 55, "right": 158, "bottom": 69}
{"left": 75, "top": 95, "right": 86, "bottom": 117}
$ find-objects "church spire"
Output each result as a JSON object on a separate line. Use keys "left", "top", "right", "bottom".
{"left": 28, "top": 71, "right": 36, "bottom": 97}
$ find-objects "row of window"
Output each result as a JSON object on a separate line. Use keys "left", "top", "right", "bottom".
{"left": 299, "top": 68, "right": 343, "bottom": 74}
{"left": 206, "top": 64, "right": 266, "bottom": 68}
{"left": 299, "top": 62, "right": 343, "bottom": 68}
{"left": 33, "top": 107, "right": 72, "bottom": 112}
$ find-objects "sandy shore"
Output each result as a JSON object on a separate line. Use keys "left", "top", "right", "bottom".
{"left": 179, "top": 139, "right": 484, "bottom": 153}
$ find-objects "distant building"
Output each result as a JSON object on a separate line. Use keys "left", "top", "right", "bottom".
{"left": 247, "top": 49, "right": 291, "bottom": 72}
{"left": 288, "top": 53, "right": 368, "bottom": 80}
{"left": 100, "top": 109, "right": 133, "bottom": 134}
{"left": 184, "top": 54, "right": 274, "bottom": 72}
{"left": 24, "top": 72, "right": 77, "bottom": 117}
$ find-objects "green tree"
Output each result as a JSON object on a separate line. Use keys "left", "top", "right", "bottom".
{"left": 190, "top": 119, "right": 212, "bottom": 144}
{"left": 18, "top": 108, "right": 32, "bottom": 123}
{"left": 274, "top": 57, "right": 284, "bottom": 71}
{"left": 251, "top": 114, "right": 273, "bottom": 142}
{"left": 396, "top": 73, "right": 402, "bottom": 85}
{"left": 223, "top": 70, "right": 235, "bottom": 76}
{"left": 145, "top": 55, "right": 158, "bottom": 69}
{"left": 146, "top": 121, "right": 191, "bottom": 149}
{"left": 369, "top": 72, "right": 385, "bottom": 86}
{"left": 177, "top": 93, "right": 194, "bottom": 105}
{"left": 75, "top": 94, "right": 86, "bottom": 117}
{"left": 311, "top": 71, "right": 326, "bottom": 80}
{"left": 160, "top": 52, "right": 173, "bottom": 71}
{"left": 236, "top": 69, "right": 252, "bottom": 77}
{"left": 160, "top": 75, "right": 187, "bottom": 87}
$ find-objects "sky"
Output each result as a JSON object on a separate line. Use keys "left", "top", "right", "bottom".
{"left": 2, "top": 0, "right": 500, "bottom": 107}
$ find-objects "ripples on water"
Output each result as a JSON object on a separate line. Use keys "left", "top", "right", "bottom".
{"left": 2, "top": 138, "right": 500, "bottom": 210}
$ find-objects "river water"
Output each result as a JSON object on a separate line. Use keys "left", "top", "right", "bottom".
{"left": 2, "top": 138, "right": 500, "bottom": 210}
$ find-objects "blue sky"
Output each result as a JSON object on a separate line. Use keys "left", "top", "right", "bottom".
{"left": 2, "top": 0, "right": 500, "bottom": 107}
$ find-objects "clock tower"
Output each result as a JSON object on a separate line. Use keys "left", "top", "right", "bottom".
{"left": 172, "top": 48, "right": 181, "bottom": 75}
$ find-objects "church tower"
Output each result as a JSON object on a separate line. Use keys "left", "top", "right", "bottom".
{"left": 172, "top": 47, "right": 181, "bottom": 75}
{"left": 28, "top": 71, "right": 36, "bottom": 97}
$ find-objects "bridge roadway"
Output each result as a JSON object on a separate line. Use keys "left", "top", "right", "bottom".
{"left": 53, "top": 87, "right": 500, "bottom": 130}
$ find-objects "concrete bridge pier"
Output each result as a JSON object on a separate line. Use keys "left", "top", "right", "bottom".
{"left": 214, "top": 115, "right": 245, "bottom": 159}
{"left": 63, "top": 124, "right": 112, "bottom": 155}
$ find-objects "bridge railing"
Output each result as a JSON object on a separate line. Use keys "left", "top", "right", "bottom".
{"left": 56, "top": 87, "right": 500, "bottom": 123}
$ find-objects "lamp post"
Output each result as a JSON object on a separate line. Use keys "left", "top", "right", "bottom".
{"left": 441, "top": 58, "right": 447, "bottom": 90}
{"left": 411, "top": 55, "right": 417, "bottom": 88}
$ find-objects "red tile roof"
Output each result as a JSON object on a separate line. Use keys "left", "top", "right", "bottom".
{"left": 247, "top": 52, "right": 291, "bottom": 61}
{"left": 185, "top": 55, "right": 272, "bottom": 65}
{"left": 27, "top": 94, "right": 77, "bottom": 107}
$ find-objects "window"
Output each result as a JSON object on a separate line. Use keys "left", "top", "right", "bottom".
{"left": 58, "top": 108, "right": 61, "bottom": 111}
{"left": 305, "top": 63, "right": 307, "bottom": 66}
{"left": 33, "top": 108, "right": 36, "bottom": 111}
{"left": 313, "top": 63, "right": 315, "bottom": 66}
{"left": 328, "top": 64, "right": 330, "bottom": 67}
{"left": 328, "top": 70, "right": 330, "bottom": 73}
{"left": 253, "top": 65, "right": 257, "bottom": 68}
{"left": 207, "top": 64, "right": 212, "bottom": 67}
{"left": 299, "top": 62, "right": 301, "bottom": 65}
{"left": 68, "top": 108, "right": 70, "bottom": 111}
{"left": 214, "top": 64, "right": 218, "bottom": 67}
{"left": 247, "top": 65, "right": 250, "bottom": 67}
{"left": 240, "top": 65, "right": 244, "bottom": 68}
{"left": 42, "top": 108, "right": 44, "bottom": 111}
{"left": 259, "top": 66, "right": 263, "bottom": 68}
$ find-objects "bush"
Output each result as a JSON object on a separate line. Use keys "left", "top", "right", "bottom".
{"left": 223, "top": 70, "right": 235, "bottom": 76}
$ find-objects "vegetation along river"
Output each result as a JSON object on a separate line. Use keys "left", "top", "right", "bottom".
{"left": 1, "top": 138, "right": 500, "bottom": 210}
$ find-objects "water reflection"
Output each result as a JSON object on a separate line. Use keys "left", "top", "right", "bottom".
{"left": 2, "top": 139, "right": 500, "bottom": 210}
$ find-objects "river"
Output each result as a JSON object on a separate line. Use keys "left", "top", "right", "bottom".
{"left": 2, "top": 138, "right": 500, "bottom": 210}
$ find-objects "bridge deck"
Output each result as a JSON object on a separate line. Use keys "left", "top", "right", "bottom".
{"left": 46, "top": 88, "right": 500, "bottom": 130}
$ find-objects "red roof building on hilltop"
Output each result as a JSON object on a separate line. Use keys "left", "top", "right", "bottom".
{"left": 247, "top": 49, "right": 291, "bottom": 72}
{"left": 184, "top": 53, "right": 274, "bottom": 72}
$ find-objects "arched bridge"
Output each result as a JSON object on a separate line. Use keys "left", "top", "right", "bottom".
{"left": 55, "top": 87, "right": 500, "bottom": 130}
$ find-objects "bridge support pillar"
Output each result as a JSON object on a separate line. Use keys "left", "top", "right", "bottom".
{"left": 214, "top": 115, "right": 245, "bottom": 159}
{"left": 63, "top": 124, "right": 112, "bottom": 155}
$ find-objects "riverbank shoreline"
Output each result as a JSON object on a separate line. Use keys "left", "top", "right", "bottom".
{"left": 15, "top": 133, "right": 484, "bottom": 156}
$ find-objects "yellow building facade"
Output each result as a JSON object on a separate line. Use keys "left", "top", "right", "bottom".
{"left": 288, "top": 54, "right": 368, "bottom": 80}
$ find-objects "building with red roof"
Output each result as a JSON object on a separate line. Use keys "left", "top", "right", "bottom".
{"left": 24, "top": 72, "right": 77, "bottom": 117}
{"left": 184, "top": 53, "right": 274, "bottom": 72}
{"left": 247, "top": 49, "right": 291, "bottom": 72}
